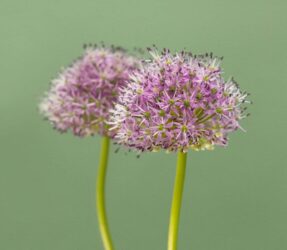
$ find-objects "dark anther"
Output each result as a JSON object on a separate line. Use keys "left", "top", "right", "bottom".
{"left": 114, "top": 147, "right": 120, "bottom": 153}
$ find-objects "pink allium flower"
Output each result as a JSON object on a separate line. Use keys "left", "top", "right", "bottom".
{"left": 110, "top": 49, "right": 250, "bottom": 152}
{"left": 40, "top": 46, "right": 140, "bottom": 137}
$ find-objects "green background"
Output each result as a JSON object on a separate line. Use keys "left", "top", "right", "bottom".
{"left": 1, "top": 0, "right": 286, "bottom": 249}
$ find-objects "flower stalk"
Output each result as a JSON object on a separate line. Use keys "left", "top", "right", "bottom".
{"left": 168, "top": 151, "right": 187, "bottom": 250}
{"left": 96, "top": 136, "right": 114, "bottom": 250}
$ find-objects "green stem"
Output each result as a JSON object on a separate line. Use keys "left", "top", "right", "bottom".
{"left": 167, "top": 151, "right": 188, "bottom": 250}
{"left": 96, "top": 136, "right": 114, "bottom": 250}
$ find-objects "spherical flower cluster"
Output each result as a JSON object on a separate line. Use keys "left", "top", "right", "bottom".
{"left": 110, "top": 49, "right": 249, "bottom": 152}
{"left": 40, "top": 46, "right": 140, "bottom": 137}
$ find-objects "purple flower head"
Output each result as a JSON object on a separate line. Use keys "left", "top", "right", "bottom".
{"left": 110, "top": 49, "right": 250, "bottom": 152}
{"left": 40, "top": 46, "right": 140, "bottom": 137}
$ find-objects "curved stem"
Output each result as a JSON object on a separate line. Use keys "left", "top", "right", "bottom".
{"left": 96, "top": 136, "right": 114, "bottom": 250}
{"left": 167, "top": 151, "right": 187, "bottom": 250}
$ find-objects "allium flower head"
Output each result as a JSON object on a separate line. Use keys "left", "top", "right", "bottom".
{"left": 40, "top": 46, "right": 140, "bottom": 137}
{"left": 110, "top": 48, "right": 250, "bottom": 152}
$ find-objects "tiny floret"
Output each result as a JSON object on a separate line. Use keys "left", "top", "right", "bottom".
{"left": 40, "top": 46, "right": 140, "bottom": 137}
{"left": 110, "top": 49, "right": 249, "bottom": 152}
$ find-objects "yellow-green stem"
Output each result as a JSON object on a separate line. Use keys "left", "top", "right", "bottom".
{"left": 96, "top": 136, "right": 114, "bottom": 250}
{"left": 167, "top": 151, "right": 187, "bottom": 250}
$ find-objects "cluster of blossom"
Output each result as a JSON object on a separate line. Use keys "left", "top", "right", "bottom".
{"left": 40, "top": 47, "right": 140, "bottom": 137}
{"left": 109, "top": 49, "right": 249, "bottom": 152}
{"left": 40, "top": 46, "right": 249, "bottom": 152}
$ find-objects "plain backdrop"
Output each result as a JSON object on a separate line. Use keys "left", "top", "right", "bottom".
{"left": 0, "top": 0, "right": 286, "bottom": 249}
